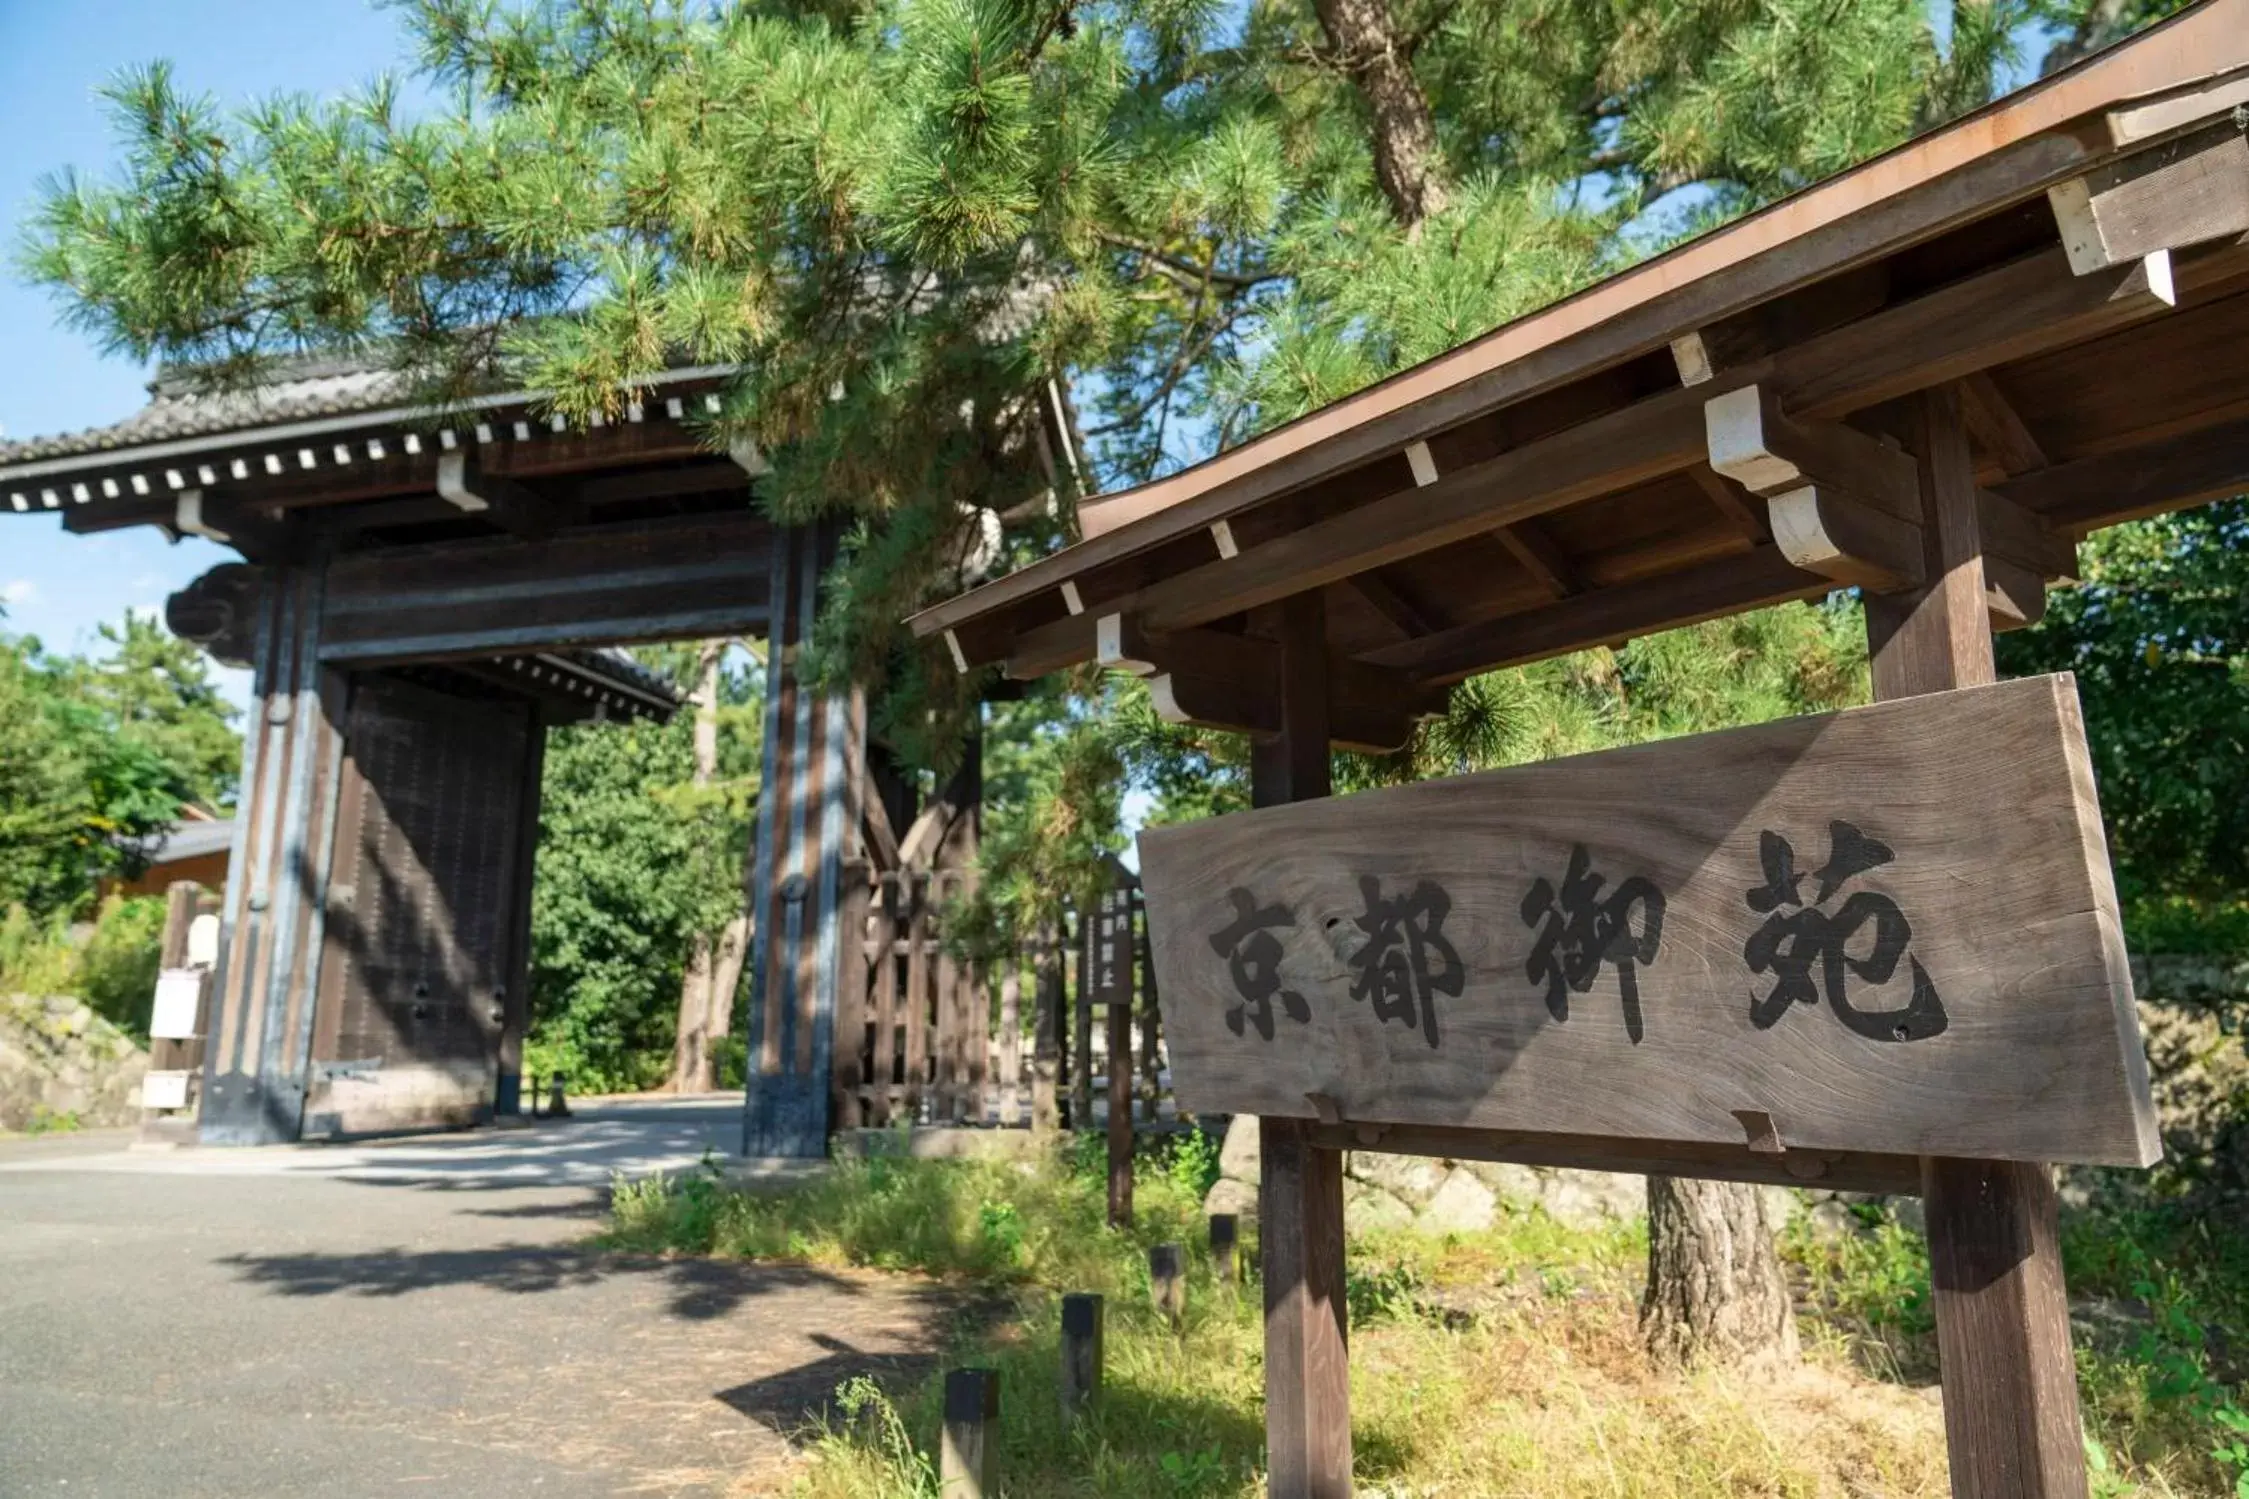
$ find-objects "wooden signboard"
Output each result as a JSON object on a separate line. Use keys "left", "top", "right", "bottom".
{"left": 1139, "top": 674, "right": 2157, "bottom": 1174}
{"left": 1088, "top": 884, "right": 1135, "bottom": 1008}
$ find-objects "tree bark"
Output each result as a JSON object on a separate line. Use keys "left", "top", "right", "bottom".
{"left": 1640, "top": 1175, "right": 1799, "bottom": 1370}
{"left": 670, "top": 639, "right": 730, "bottom": 1094}
{"left": 1309, "top": 0, "right": 1448, "bottom": 231}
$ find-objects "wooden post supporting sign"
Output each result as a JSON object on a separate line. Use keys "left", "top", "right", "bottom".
{"left": 1870, "top": 385, "right": 2089, "bottom": 1498}
{"left": 1252, "top": 590, "right": 1353, "bottom": 1499}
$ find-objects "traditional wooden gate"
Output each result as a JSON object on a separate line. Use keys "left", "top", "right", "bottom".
{"left": 303, "top": 678, "right": 540, "bottom": 1136}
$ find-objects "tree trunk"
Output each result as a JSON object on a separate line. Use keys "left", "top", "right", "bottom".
{"left": 702, "top": 911, "right": 749, "bottom": 1080}
{"left": 1309, "top": 0, "right": 1448, "bottom": 231}
{"left": 1640, "top": 1175, "right": 1799, "bottom": 1370}
{"left": 670, "top": 639, "right": 729, "bottom": 1094}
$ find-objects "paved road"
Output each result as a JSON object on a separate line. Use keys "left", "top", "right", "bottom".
{"left": 0, "top": 1100, "right": 951, "bottom": 1498}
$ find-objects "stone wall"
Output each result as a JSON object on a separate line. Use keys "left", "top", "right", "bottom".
{"left": 0, "top": 995, "right": 148, "bottom": 1132}
{"left": 1202, "top": 1114, "right": 1646, "bottom": 1235}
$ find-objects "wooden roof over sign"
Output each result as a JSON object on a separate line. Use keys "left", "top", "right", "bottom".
{"left": 911, "top": 0, "right": 2249, "bottom": 749}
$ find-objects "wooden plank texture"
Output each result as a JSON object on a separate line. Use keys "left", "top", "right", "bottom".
{"left": 1874, "top": 387, "right": 2088, "bottom": 1499}
{"left": 1139, "top": 673, "right": 2154, "bottom": 1168}
{"left": 1252, "top": 591, "right": 1352, "bottom": 1499}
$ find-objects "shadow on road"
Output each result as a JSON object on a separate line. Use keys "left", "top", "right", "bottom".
{"left": 217, "top": 1241, "right": 876, "bottom": 1321}
{"left": 715, "top": 1331, "right": 942, "bottom": 1435}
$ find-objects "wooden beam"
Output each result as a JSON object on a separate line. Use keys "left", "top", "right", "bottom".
{"left": 1975, "top": 485, "right": 2078, "bottom": 581}
{"left": 1869, "top": 385, "right": 2089, "bottom": 1499}
{"left": 1686, "top": 464, "right": 1770, "bottom": 543}
{"left": 921, "top": 235, "right": 2249, "bottom": 673}
{"left": 1705, "top": 383, "right": 1927, "bottom": 591}
{"left": 438, "top": 448, "right": 562, "bottom": 539}
{"left": 1099, "top": 615, "right": 1442, "bottom": 753}
{"left": 1985, "top": 556, "right": 2052, "bottom": 632}
{"left": 1773, "top": 240, "right": 2237, "bottom": 420}
{"left": 319, "top": 512, "right": 776, "bottom": 664}
{"left": 1359, "top": 546, "right": 1828, "bottom": 684}
{"left": 1957, "top": 372, "right": 2049, "bottom": 476}
{"left": 1344, "top": 570, "right": 1443, "bottom": 639}
{"left": 1136, "top": 384, "right": 1717, "bottom": 638}
{"left": 1322, "top": 1122, "right": 1922, "bottom": 1197}
{"left": 575, "top": 460, "right": 749, "bottom": 508}
{"left": 1704, "top": 384, "right": 1922, "bottom": 517}
{"left": 1765, "top": 486, "right": 1925, "bottom": 592}
{"left": 1493, "top": 519, "right": 1579, "bottom": 599}
{"left": 1992, "top": 411, "right": 2249, "bottom": 531}
{"left": 2047, "top": 115, "right": 2249, "bottom": 273}
{"left": 1249, "top": 592, "right": 1351, "bottom": 1499}
{"left": 173, "top": 490, "right": 296, "bottom": 562}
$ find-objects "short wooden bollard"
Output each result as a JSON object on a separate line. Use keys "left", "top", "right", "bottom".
{"left": 1060, "top": 1292, "right": 1104, "bottom": 1419}
{"left": 1209, "top": 1213, "right": 1239, "bottom": 1285}
{"left": 940, "top": 1367, "right": 1000, "bottom": 1498}
{"left": 546, "top": 1072, "right": 571, "bottom": 1118}
{"left": 1149, "top": 1243, "right": 1186, "bottom": 1330}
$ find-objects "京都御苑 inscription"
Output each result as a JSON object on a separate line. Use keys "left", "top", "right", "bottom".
{"left": 1137, "top": 675, "right": 2158, "bottom": 1169}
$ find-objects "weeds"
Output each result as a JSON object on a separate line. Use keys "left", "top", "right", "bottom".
{"left": 607, "top": 1140, "right": 2242, "bottom": 1496}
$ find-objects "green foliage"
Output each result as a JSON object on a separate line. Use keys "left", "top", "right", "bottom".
{"left": 2000, "top": 502, "right": 2249, "bottom": 934}
{"left": 17, "top": 0, "right": 2136, "bottom": 772}
{"left": 0, "top": 906, "right": 81, "bottom": 999}
{"left": 0, "top": 895, "right": 167, "bottom": 1037}
{"left": 2063, "top": 1193, "right": 2249, "bottom": 1496}
{"left": 527, "top": 679, "right": 756, "bottom": 1092}
{"left": 76, "top": 895, "right": 167, "bottom": 1034}
{"left": 0, "top": 620, "right": 238, "bottom": 920}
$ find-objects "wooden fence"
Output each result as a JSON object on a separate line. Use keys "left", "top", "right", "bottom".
{"left": 831, "top": 869, "right": 1171, "bottom": 1132}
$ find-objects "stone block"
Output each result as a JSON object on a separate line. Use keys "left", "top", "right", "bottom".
{"left": 1416, "top": 1167, "right": 1498, "bottom": 1233}
{"left": 1347, "top": 1150, "right": 1450, "bottom": 1206}
{"left": 1345, "top": 1183, "right": 1414, "bottom": 1235}
{"left": 1538, "top": 1168, "right": 1645, "bottom": 1229}
{"left": 1460, "top": 1159, "right": 1544, "bottom": 1208}
{"left": 1216, "top": 1113, "right": 1261, "bottom": 1183}
{"left": 1205, "top": 1175, "right": 1259, "bottom": 1226}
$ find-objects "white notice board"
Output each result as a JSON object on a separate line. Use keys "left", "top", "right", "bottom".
{"left": 149, "top": 969, "right": 206, "bottom": 1040}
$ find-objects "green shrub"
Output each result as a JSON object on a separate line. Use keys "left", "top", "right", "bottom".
{"left": 79, "top": 895, "right": 165, "bottom": 1034}
{"left": 0, "top": 904, "right": 77, "bottom": 998}
{"left": 0, "top": 895, "right": 165, "bottom": 1036}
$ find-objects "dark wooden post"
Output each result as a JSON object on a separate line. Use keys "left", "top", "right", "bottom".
{"left": 1149, "top": 1242, "right": 1186, "bottom": 1330}
{"left": 1033, "top": 924, "right": 1061, "bottom": 1133}
{"left": 1060, "top": 1292, "right": 1104, "bottom": 1419}
{"left": 940, "top": 1367, "right": 1000, "bottom": 1498}
{"left": 1137, "top": 890, "right": 1163, "bottom": 1122}
{"left": 1100, "top": 884, "right": 1137, "bottom": 1226}
{"left": 1867, "top": 384, "right": 2086, "bottom": 1498}
{"left": 1253, "top": 590, "right": 1352, "bottom": 1498}
{"left": 743, "top": 524, "right": 864, "bottom": 1157}
{"left": 1210, "top": 1212, "right": 1239, "bottom": 1285}
{"left": 1072, "top": 907, "right": 1094, "bottom": 1129}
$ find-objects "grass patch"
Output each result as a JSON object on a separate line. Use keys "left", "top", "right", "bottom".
{"left": 606, "top": 1143, "right": 2243, "bottom": 1495}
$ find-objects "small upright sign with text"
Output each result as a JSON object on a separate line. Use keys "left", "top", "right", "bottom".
{"left": 1139, "top": 675, "right": 2157, "bottom": 1168}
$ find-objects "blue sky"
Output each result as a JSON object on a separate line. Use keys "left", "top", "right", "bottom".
{"left": 0, "top": 1, "right": 426, "bottom": 695}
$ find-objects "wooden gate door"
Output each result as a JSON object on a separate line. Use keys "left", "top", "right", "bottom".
{"left": 303, "top": 677, "right": 535, "bottom": 1136}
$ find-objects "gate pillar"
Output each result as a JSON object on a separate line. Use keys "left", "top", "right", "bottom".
{"left": 742, "top": 525, "right": 865, "bottom": 1157}
{"left": 195, "top": 565, "right": 350, "bottom": 1146}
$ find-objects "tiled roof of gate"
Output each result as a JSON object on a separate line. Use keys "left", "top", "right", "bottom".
{"left": 0, "top": 356, "right": 419, "bottom": 467}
